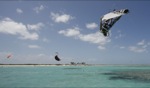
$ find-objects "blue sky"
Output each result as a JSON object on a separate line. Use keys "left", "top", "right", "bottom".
{"left": 0, "top": 1, "right": 150, "bottom": 64}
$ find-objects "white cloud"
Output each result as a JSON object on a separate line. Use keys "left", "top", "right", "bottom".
{"left": 20, "top": 33, "right": 38, "bottom": 40}
{"left": 120, "top": 46, "right": 125, "bottom": 49}
{"left": 98, "top": 46, "right": 106, "bottom": 50}
{"left": 28, "top": 45, "right": 40, "bottom": 49}
{"left": 16, "top": 8, "right": 23, "bottom": 14}
{"left": 129, "top": 46, "right": 146, "bottom": 53}
{"left": 0, "top": 17, "right": 39, "bottom": 40}
{"left": 115, "top": 34, "right": 123, "bottom": 39}
{"left": 86, "top": 23, "right": 98, "bottom": 30}
{"left": 58, "top": 27, "right": 111, "bottom": 50}
{"left": 78, "top": 32, "right": 110, "bottom": 45}
{"left": 137, "top": 40, "right": 145, "bottom": 46}
{"left": 58, "top": 27, "right": 80, "bottom": 37}
{"left": 38, "top": 54, "right": 45, "bottom": 57}
{"left": 27, "top": 22, "right": 44, "bottom": 31}
{"left": 33, "top": 5, "right": 44, "bottom": 13}
{"left": 115, "top": 30, "right": 124, "bottom": 39}
{"left": 50, "top": 12, "right": 73, "bottom": 23}
{"left": 128, "top": 40, "right": 150, "bottom": 53}
{"left": 43, "top": 38, "right": 49, "bottom": 42}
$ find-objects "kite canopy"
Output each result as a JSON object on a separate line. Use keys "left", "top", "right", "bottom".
{"left": 7, "top": 54, "right": 12, "bottom": 58}
{"left": 100, "top": 9, "right": 129, "bottom": 36}
{"left": 55, "top": 55, "right": 61, "bottom": 61}
{"left": 54, "top": 52, "right": 61, "bottom": 61}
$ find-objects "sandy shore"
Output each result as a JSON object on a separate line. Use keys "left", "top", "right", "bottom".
{"left": 0, "top": 64, "right": 150, "bottom": 67}
{"left": 0, "top": 64, "right": 92, "bottom": 67}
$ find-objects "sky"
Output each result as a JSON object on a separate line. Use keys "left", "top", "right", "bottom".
{"left": 0, "top": 1, "right": 150, "bottom": 64}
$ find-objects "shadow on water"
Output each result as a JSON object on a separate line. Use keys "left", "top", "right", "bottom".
{"left": 63, "top": 68, "right": 82, "bottom": 70}
{"left": 102, "top": 70, "right": 150, "bottom": 82}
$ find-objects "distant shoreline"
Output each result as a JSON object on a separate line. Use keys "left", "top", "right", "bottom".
{"left": 0, "top": 64, "right": 91, "bottom": 66}
{"left": 0, "top": 64, "right": 150, "bottom": 67}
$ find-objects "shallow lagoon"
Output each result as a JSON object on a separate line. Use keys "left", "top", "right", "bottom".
{"left": 0, "top": 65, "right": 150, "bottom": 87}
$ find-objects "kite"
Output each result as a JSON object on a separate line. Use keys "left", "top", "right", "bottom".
{"left": 54, "top": 52, "right": 61, "bottom": 61}
{"left": 100, "top": 9, "right": 129, "bottom": 36}
{"left": 7, "top": 54, "right": 12, "bottom": 58}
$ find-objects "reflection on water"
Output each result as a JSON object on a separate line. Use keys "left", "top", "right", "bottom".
{"left": 103, "top": 70, "right": 150, "bottom": 82}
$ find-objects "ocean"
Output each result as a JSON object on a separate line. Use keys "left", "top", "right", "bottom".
{"left": 0, "top": 65, "right": 150, "bottom": 88}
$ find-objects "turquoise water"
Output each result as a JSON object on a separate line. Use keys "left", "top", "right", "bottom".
{"left": 0, "top": 65, "right": 150, "bottom": 87}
